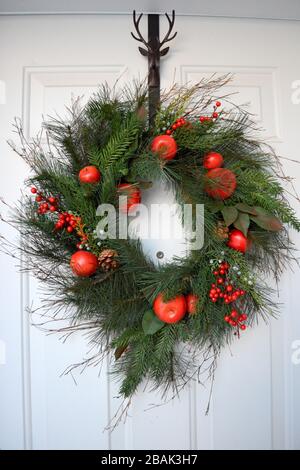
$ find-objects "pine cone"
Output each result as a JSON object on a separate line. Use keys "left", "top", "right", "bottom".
{"left": 215, "top": 221, "right": 229, "bottom": 240}
{"left": 98, "top": 249, "right": 119, "bottom": 272}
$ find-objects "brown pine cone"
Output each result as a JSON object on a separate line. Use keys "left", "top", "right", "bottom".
{"left": 98, "top": 249, "right": 119, "bottom": 272}
{"left": 215, "top": 221, "right": 229, "bottom": 240}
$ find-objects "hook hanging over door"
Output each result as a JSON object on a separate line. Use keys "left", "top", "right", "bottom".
{"left": 131, "top": 10, "right": 177, "bottom": 126}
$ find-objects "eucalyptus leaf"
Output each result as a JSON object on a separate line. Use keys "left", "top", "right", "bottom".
{"left": 235, "top": 203, "right": 258, "bottom": 215}
{"left": 221, "top": 206, "right": 238, "bottom": 226}
{"left": 234, "top": 212, "right": 250, "bottom": 236}
{"left": 142, "top": 310, "right": 165, "bottom": 335}
{"left": 250, "top": 213, "right": 283, "bottom": 231}
{"left": 253, "top": 206, "right": 269, "bottom": 215}
{"left": 251, "top": 206, "right": 283, "bottom": 231}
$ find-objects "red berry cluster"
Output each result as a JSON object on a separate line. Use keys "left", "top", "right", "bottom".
{"left": 199, "top": 101, "right": 221, "bottom": 123}
{"left": 209, "top": 261, "right": 246, "bottom": 304}
{"left": 56, "top": 214, "right": 89, "bottom": 249}
{"left": 54, "top": 213, "right": 89, "bottom": 249}
{"left": 165, "top": 116, "right": 187, "bottom": 135}
{"left": 224, "top": 310, "right": 247, "bottom": 331}
{"left": 31, "top": 186, "right": 89, "bottom": 249}
{"left": 54, "top": 212, "right": 80, "bottom": 234}
{"left": 31, "top": 187, "right": 58, "bottom": 214}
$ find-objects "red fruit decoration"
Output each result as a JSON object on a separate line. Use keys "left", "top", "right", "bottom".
{"left": 186, "top": 294, "right": 199, "bottom": 315}
{"left": 117, "top": 183, "right": 141, "bottom": 214}
{"left": 79, "top": 166, "right": 101, "bottom": 184}
{"left": 227, "top": 229, "right": 249, "bottom": 253}
{"left": 70, "top": 251, "right": 98, "bottom": 277}
{"left": 153, "top": 293, "right": 187, "bottom": 324}
{"left": 151, "top": 135, "right": 177, "bottom": 160}
{"left": 203, "top": 152, "right": 224, "bottom": 170}
{"left": 204, "top": 167, "right": 237, "bottom": 200}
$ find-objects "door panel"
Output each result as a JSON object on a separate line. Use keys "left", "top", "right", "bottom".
{"left": 0, "top": 14, "right": 299, "bottom": 450}
{"left": 163, "top": 16, "right": 300, "bottom": 450}
{"left": 0, "top": 14, "right": 145, "bottom": 450}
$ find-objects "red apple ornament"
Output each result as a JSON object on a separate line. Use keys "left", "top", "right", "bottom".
{"left": 227, "top": 229, "right": 248, "bottom": 253}
{"left": 79, "top": 166, "right": 101, "bottom": 184}
{"left": 204, "top": 167, "right": 237, "bottom": 200}
{"left": 203, "top": 152, "right": 224, "bottom": 170}
{"left": 151, "top": 135, "right": 177, "bottom": 160}
{"left": 117, "top": 183, "right": 141, "bottom": 214}
{"left": 186, "top": 294, "right": 199, "bottom": 315}
{"left": 70, "top": 250, "right": 98, "bottom": 277}
{"left": 153, "top": 293, "right": 187, "bottom": 324}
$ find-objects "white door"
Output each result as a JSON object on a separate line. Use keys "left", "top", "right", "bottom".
{"left": 1, "top": 14, "right": 300, "bottom": 450}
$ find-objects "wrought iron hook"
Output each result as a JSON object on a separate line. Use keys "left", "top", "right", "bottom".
{"left": 131, "top": 10, "right": 177, "bottom": 126}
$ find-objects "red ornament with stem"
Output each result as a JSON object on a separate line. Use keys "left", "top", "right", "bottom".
{"left": 153, "top": 293, "right": 187, "bottom": 324}
{"left": 151, "top": 135, "right": 178, "bottom": 160}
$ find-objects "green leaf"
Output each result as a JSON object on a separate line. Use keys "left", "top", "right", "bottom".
{"left": 234, "top": 212, "right": 250, "bottom": 236}
{"left": 142, "top": 310, "right": 165, "bottom": 335}
{"left": 221, "top": 206, "right": 238, "bottom": 226}
{"left": 207, "top": 201, "right": 224, "bottom": 214}
{"left": 253, "top": 206, "right": 275, "bottom": 217}
{"left": 235, "top": 203, "right": 258, "bottom": 215}
{"left": 250, "top": 213, "right": 283, "bottom": 232}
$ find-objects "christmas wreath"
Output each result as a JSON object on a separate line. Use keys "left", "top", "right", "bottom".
{"left": 4, "top": 76, "right": 300, "bottom": 413}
